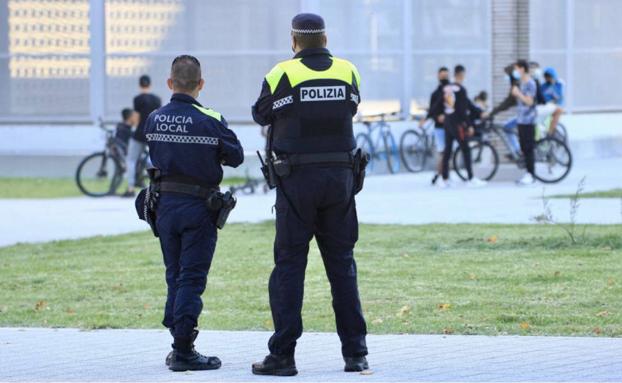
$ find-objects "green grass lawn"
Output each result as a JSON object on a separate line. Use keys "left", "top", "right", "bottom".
{"left": 0, "top": 177, "right": 250, "bottom": 199}
{"left": 549, "top": 188, "right": 622, "bottom": 199}
{"left": 1, "top": 224, "right": 621, "bottom": 336}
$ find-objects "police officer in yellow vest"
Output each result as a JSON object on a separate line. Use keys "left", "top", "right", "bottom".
{"left": 251, "top": 13, "right": 369, "bottom": 376}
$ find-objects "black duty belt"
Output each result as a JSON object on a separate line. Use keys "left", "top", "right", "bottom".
{"left": 158, "top": 175, "right": 218, "bottom": 199}
{"left": 282, "top": 152, "right": 353, "bottom": 167}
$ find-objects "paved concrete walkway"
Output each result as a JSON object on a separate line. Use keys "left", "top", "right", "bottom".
{"left": 1, "top": 328, "right": 621, "bottom": 382}
{"left": 1, "top": 157, "right": 620, "bottom": 247}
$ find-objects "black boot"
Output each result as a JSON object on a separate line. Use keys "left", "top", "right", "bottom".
{"left": 165, "top": 328, "right": 175, "bottom": 367}
{"left": 168, "top": 332, "right": 221, "bottom": 372}
{"left": 252, "top": 354, "right": 297, "bottom": 376}
{"left": 344, "top": 356, "right": 369, "bottom": 372}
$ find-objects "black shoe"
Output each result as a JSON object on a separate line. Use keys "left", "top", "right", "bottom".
{"left": 168, "top": 349, "right": 221, "bottom": 372}
{"left": 168, "top": 332, "right": 221, "bottom": 372}
{"left": 431, "top": 174, "right": 439, "bottom": 185}
{"left": 252, "top": 354, "right": 298, "bottom": 376}
{"left": 344, "top": 356, "right": 369, "bottom": 372}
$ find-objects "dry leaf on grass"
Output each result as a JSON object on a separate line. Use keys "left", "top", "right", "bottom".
{"left": 519, "top": 322, "right": 530, "bottom": 330}
{"left": 371, "top": 318, "right": 383, "bottom": 325}
{"left": 437, "top": 303, "right": 451, "bottom": 311}
{"left": 34, "top": 300, "right": 47, "bottom": 311}
{"left": 486, "top": 235, "right": 498, "bottom": 244}
{"left": 397, "top": 305, "right": 411, "bottom": 317}
{"left": 593, "top": 327, "right": 602, "bottom": 335}
{"left": 596, "top": 311, "right": 609, "bottom": 317}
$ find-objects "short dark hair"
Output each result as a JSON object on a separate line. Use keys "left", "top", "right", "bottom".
{"left": 516, "top": 59, "right": 529, "bottom": 73}
{"left": 292, "top": 32, "right": 326, "bottom": 50}
{"left": 454, "top": 64, "right": 466, "bottom": 75}
{"left": 171, "top": 55, "right": 202, "bottom": 92}
{"left": 139, "top": 75, "right": 151, "bottom": 88}
{"left": 475, "top": 91, "right": 488, "bottom": 102}
{"left": 121, "top": 108, "right": 134, "bottom": 121}
{"left": 438, "top": 66, "right": 449, "bottom": 73}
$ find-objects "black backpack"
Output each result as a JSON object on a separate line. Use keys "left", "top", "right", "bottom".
{"left": 534, "top": 79, "right": 547, "bottom": 105}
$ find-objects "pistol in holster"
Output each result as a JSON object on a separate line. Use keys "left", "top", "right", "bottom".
{"left": 352, "top": 148, "right": 370, "bottom": 195}
{"left": 135, "top": 168, "right": 161, "bottom": 237}
{"left": 206, "top": 190, "right": 237, "bottom": 229}
{"left": 257, "top": 151, "right": 283, "bottom": 189}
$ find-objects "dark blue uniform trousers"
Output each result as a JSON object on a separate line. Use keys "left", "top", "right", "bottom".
{"left": 156, "top": 193, "right": 217, "bottom": 339}
{"left": 268, "top": 166, "right": 368, "bottom": 358}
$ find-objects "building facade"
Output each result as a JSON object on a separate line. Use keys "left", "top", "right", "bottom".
{"left": 0, "top": 0, "right": 620, "bottom": 125}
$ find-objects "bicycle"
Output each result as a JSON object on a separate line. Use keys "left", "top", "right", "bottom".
{"left": 356, "top": 112, "right": 401, "bottom": 174}
{"left": 399, "top": 117, "right": 437, "bottom": 173}
{"left": 452, "top": 117, "right": 572, "bottom": 183}
{"left": 75, "top": 118, "right": 149, "bottom": 197}
{"left": 228, "top": 170, "right": 269, "bottom": 195}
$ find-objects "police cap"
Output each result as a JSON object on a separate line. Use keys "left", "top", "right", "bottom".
{"left": 291, "top": 13, "right": 325, "bottom": 35}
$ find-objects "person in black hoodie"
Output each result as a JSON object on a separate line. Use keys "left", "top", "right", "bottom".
{"left": 420, "top": 67, "right": 449, "bottom": 185}
{"left": 440, "top": 65, "right": 486, "bottom": 187}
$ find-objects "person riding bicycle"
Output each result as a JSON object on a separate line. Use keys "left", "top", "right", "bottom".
{"left": 540, "top": 67, "right": 564, "bottom": 135}
{"left": 511, "top": 60, "right": 538, "bottom": 186}
{"left": 123, "top": 75, "right": 162, "bottom": 198}
{"left": 440, "top": 65, "right": 486, "bottom": 188}
{"left": 420, "top": 66, "right": 449, "bottom": 186}
{"left": 469, "top": 91, "right": 488, "bottom": 136}
{"left": 115, "top": 108, "right": 138, "bottom": 155}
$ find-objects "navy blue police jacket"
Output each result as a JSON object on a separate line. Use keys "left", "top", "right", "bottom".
{"left": 144, "top": 93, "right": 244, "bottom": 186}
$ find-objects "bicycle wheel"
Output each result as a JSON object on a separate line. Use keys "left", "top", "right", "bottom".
{"left": 453, "top": 140, "right": 499, "bottom": 181}
{"left": 399, "top": 129, "right": 427, "bottom": 173}
{"left": 75, "top": 152, "right": 123, "bottom": 197}
{"left": 382, "top": 132, "right": 400, "bottom": 174}
{"left": 533, "top": 136, "right": 572, "bottom": 183}
{"left": 555, "top": 122, "right": 568, "bottom": 143}
{"left": 356, "top": 132, "right": 375, "bottom": 172}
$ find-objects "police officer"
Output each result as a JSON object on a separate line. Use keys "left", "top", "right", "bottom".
{"left": 143, "top": 55, "right": 244, "bottom": 371}
{"left": 251, "top": 13, "right": 369, "bottom": 376}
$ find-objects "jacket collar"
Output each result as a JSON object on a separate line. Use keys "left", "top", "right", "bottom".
{"left": 294, "top": 47, "right": 331, "bottom": 59}
{"left": 171, "top": 93, "right": 202, "bottom": 106}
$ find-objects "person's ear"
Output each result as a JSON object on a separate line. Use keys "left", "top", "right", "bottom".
{"left": 167, "top": 78, "right": 174, "bottom": 91}
{"left": 291, "top": 35, "right": 297, "bottom": 52}
{"left": 322, "top": 34, "right": 327, "bottom": 47}
{"left": 198, "top": 78, "right": 205, "bottom": 92}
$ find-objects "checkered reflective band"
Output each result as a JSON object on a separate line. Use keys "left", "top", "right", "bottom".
{"left": 146, "top": 133, "right": 219, "bottom": 146}
{"left": 291, "top": 28, "right": 325, "bottom": 34}
{"left": 272, "top": 95, "right": 293, "bottom": 110}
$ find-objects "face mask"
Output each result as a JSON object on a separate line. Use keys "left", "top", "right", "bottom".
{"left": 533, "top": 68, "right": 543, "bottom": 80}
{"left": 440, "top": 79, "right": 450, "bottom": 86}
{"left": 512, "top": 69, "right": 521, "bottom": 80}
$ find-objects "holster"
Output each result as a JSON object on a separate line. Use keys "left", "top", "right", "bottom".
{"left": 352, "top": 148, "right": 370, "bottom": 195}
{"left": 258, "top": 152, "right": 278, "bottom": 189}
{"left": 135, "top": 168, "right": 161, "bottom": 237}
{"left": 206, "top": 190, "right": 237, "bottom": 229}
